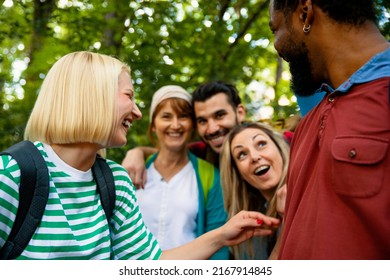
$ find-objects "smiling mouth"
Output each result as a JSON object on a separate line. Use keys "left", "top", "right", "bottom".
{"left": 208, "top": 135, "right": 225, "bottom": 145}
{"left": 205, "top": 130, "right": 228, "bottom": 147}
{"left": 122, "top": 119, "right": 132, "bottom": 129}
{"left": 167, "top": 132, "right": 183, "bottom": 137}
{"left": 254, "top": 165, "right": 270, "bottom": 176}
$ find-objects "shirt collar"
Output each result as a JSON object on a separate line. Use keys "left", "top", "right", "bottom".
{"left": 319, "top": 46, "right": 390, "bottom": 94}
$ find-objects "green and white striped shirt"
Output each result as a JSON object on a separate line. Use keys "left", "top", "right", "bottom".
{"left": 0, "top": 142, "right": 162, "bottom": 260}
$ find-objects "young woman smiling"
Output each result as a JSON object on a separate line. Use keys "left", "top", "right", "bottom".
{"left": 220, "top": 122, "right": 289, "bottom": 259}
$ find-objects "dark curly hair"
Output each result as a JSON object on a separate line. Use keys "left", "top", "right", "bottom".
{"left": 272, "top": 0, "right": 378, "bottom": 26}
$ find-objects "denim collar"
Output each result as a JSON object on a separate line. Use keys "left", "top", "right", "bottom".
{"left": 318, "top": 47, "right": 390, "bottom": 94}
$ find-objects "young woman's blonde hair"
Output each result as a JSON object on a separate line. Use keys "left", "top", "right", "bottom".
{"left": 220, "top": 121, "right": 290, "bottom": 259}
{"left": 24, "top": 51, "right": 130, "bottom": 148}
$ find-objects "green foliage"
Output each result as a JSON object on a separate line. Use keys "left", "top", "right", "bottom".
{"left": 0, "top": 0, "right": 389, "bottom": 163}
{"left": 377, "top": 0, "right": 390, "bottom": 40}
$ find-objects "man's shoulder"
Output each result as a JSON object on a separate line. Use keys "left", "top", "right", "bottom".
{"left": 188, "top": 141, "right": 207, "bottom": 158}
{"left": 188, "top": 140, "right": 207, "bottom": 150}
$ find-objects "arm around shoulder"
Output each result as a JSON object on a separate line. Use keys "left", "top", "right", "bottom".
{"left": 121, "top": 146, "right": 157, "bottom": 189}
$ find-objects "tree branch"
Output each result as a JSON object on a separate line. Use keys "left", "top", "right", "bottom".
{"left": 222, "top": 0, "right": 268, "bottom": 62}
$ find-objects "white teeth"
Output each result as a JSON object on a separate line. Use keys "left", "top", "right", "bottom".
{"left": 211, "top": 136, "right": 223, "bottom": 141}
{"left": 123, "top": 120, "right": 131, "bottom": 128}
{"left": 254, "top": 165, "right": 270, "bottom": 175}
{"left": 168, "top": 132, "right": 181, "bottom": 137}
{"left": 260, "top": 166, "right": 268, "bottom": 171}
{"left": 209, "top": 136, "right": 225, "bottom": 144}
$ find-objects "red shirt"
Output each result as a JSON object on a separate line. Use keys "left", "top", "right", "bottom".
{"left": 279, "top": 78, "right": 390, "bottom": 259}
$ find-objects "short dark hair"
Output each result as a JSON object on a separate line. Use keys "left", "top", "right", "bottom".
{"left": 272, "top": 0, "right": 377, "bottom": 26}
{"left": 191, "top": 81, "right": 242, "bottom": 110}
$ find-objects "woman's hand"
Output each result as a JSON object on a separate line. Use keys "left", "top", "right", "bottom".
{"left": 217, "top": 210, "right": 280, "bottom": 247}
{"left": 161, "top": 210, "right": 280, "bottom": 260}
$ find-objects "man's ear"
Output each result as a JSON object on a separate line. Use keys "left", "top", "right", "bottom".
{"left": 236, "top": 104, "right": 246, "bottom": 123}
{"left": 299, "top": 0, "right": 314, "bottom": 29}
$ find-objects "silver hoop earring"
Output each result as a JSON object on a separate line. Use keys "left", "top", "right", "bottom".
{"left": 303, "top": 24, "right": 311, "bottom": 33}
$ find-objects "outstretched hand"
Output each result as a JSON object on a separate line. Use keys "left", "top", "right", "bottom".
{"left": 160, "top": 210, "right": 280, "bottom": 260}
{"left": 218, "top": 210, "right": 280, "bottom": 247}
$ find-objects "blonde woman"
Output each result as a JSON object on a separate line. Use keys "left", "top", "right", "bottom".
{"left": 220, "top": 122, "right": 289, "bottom": 259}
{"left": 0, "top": 51, "right": 280, "bottom": 260}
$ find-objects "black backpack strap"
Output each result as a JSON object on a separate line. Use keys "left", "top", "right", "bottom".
{"left": 92, "top": 155, "right": 115, "bottom": 221}
{"left": 0, "top": 141, "right": 49, "bottom": 260}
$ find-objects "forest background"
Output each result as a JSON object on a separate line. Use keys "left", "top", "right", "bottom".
{"left": 1, "top": 0, "right": 389, "bottom": 162}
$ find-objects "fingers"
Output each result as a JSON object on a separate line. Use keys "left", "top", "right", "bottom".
{"left": 121, "top": 152, "right": 133, "bottom": 174}
{"left": 139, "top": 168, "right": 147, "bottom": 189}
{"left": 131, "top": 171, "right": 142, "bottom": 189}
{"left": 128, "top": 169, "right": 146, "bottom": 189}
{"left": 253, "top": 228, "right": 274, "bottom": 237}
{"left": 234, "top": 211, "right": 280, "bottom": 239}
{"left": 121, "top": 149, "right": 147, "bottom": 189}
{"left": 276, "top": 184, "right": 287, "bottom": 218}
{"left": 242, "top": 210, "right": 280, "bottom": 227}
{"left": 221, "top": 210, "right": 281, "bottom": 247}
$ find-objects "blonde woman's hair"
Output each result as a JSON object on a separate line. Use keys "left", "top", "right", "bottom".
{"left": 220, "top": 122, "right": 290, "bottom": 259}
{"left": 24, "top": 51, "right": 130, "bottom": 148}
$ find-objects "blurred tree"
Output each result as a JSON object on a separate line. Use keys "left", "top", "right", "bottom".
{"left": 0, "top": 0, "right": 388, "bottom": 162}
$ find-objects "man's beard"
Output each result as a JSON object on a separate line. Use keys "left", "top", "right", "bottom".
{"left": 287, "top": 42, "right": 322, "bottom": 97}
{"left": 202, "top": 118, "right": 239, "bottom": 153}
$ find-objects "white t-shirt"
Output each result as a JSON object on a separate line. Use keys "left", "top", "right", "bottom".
{"left": 136, "top": 162, "right": 199, "bottom": 250}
